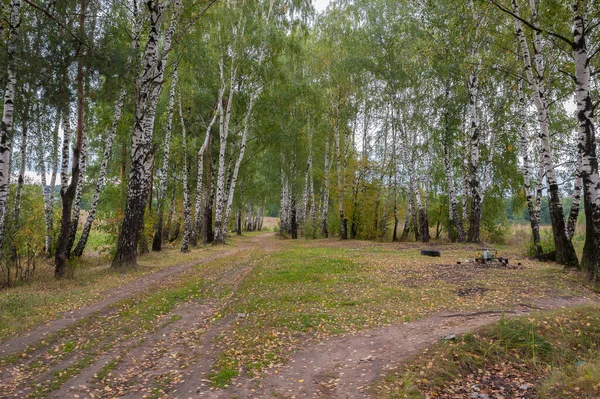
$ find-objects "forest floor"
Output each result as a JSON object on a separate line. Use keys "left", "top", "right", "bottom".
{"left": 0, "top": 232, "right": 598, "bottom": 398}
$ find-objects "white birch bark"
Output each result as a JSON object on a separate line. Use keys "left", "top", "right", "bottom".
{"left": 572, "top": 5, "right": 600, "bottom": 277}
{"left": 179, "top": 87, "right": 192, "bottom": 252}
{"left": 192, "top": 76, "right": 223, "bottom": 246}
{"left": 443, "top": 99, "right": 465, "bottom": 242}
{"left": 466, "top": 53, "right": 482, "bottom": 243}
{"left": 333, "top": 95, "right": 347, "bottom": 239}
{"left": 222, "top": 91, "right": 257, "bottom": 235}
{"left": 152, "top": 65, "right": 178, "bottom": 251}
{"left": 0, "top": 0, "right": 21, "bottom": 253}
{"left": 60, "top": 111, "right": 71, "bottom": 196}
{"left": 321, "top": 136, "right": 331, "bottom": 237}
{"left": 37, "top": 126, "right": 52, "bottom": 253}
{"left": 40, "top": 115, "right": 60, "bottom": 255}
{"left": 113, "top": 0, "right": 180, "bottom": 267}
{"left": 512, "top": 0, "right": 578, "bottom": 266}
{"left": 67, "top": 131, "right": 87, "bottom": 254}
{"left": 302, "top": 121, "right": 314, "bottom": 227}
{"left": 280, "top": 161, "right": 288, "bottom": 236}
{"left": 213, "top": 17, "right": 243, "bottom": 244}
{"left": 519, "top": 79, "right": 542, "bottom": 255}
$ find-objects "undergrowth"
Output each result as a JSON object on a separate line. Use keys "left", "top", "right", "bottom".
{"left": 374, "top": 305, "right": 600, "bottom": 399}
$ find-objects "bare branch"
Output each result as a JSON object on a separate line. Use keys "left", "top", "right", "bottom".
{"left": 489, "top": 0, "right": 574, "bottom": 47}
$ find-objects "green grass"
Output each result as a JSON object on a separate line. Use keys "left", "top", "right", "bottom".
{"left": 0, "top": 239, "right": 232, "bottom": 341}
{"left": 209, "top": 365, "right": 239, "bottom": 388}
{"left": 0, "top": 241, "right": 259, "bottom": 397}
{"left": 373, "top": 305, "right": 600, "bottom": 399}
{"left": 208, "top": 238, "right": 593, "bottom": 387}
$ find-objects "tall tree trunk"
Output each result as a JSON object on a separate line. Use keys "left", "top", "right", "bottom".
{"left": 55, "top": 0, "right": 86, "bottom": 278}
{"left": 466, "top": 66, "right": 482, "bottom": 243}
{"left": 113, "top": 0, "right": 181, "bottom": 267}
{"left": 321, "top": 137, "right": 330, "bottom": 237}
{"left": 204, "top": 157, "right": 215, "bottom": 244}
{"left": 518, "top": 79, "right": 542, "bottom": 256}
{"left": 333, "top": 95, "right": 347, "bottom": 239}
{"left": 37, "top": 117, "right": 52, "bottom": 254}
{"left": 279, "top": 159, "right": 288, "bottom": 237}
{"left": 222, "top": 91, "right": 257, "bottom": 236}
{"left": 66, "top": 132, "right": 87, "bottom": 256}
{"left": 13, "top": 97, "right": 29, "bottom": 226}
{"left": 179, "top": 88, "right": 192, "bottom": 252}
{"left": 0, "top": 0, "right": 21, "bottom": 255}
{"left": 573, "top": 7, "right": 600, "bottom": 280}
{"left": 443, "top": 89, "right": 465, "bottom": 242}
{"left": 512, "top": 0, "right": 578, "bottom": 267}
{"left": 214, "top": 20, "right": 242, "bottom": 245}
{"left": 152, "top": 65, "right": 178, "bottom": 252}
{"left": 300, "top": 119, "right": 313, "bottom": 229}
{"left": 566, "top": 149, "right": 582, "bottom": 241}
{"left": 192, "top": 85, "right": 222, "bottom": 246}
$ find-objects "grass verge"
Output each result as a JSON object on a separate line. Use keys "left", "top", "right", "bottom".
{"left": 373, "top": 305, "right": 600, "bottom": 399}
{"left": 208, "top": 238, "right": 594, "bottom": 387}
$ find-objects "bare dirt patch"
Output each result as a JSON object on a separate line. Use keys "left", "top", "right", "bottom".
{"left": 203, "top": 296, "right": 597, "bottom": 399}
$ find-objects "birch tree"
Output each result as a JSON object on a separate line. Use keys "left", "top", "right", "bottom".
{"left": 0, "top": 0, "right": 21, "bottom": 256}
{"left": 152, "top": 65, "right": 178, "bottom": 252}
{"left": 500, "top": 0, "right": 578, "bottom": 266}
{"left": 113, "top": 0, "right": 182, "bottom": 267}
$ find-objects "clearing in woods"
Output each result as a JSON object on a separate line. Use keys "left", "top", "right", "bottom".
{"left": 0, "top": 232, "right": 598, "bottom": 398}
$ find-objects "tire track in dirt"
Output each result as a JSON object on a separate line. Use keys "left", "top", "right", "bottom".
{"left": 38, "top": 234, "right": 281, "bottom": 399}
{"left": 209, "top": 296, "right": 598, "bottom": 399}
{"left": 0, "top": 234, "right": 281, "bottom": 399}
{"left": 0, "top": 249, "right": 239, "bottom": 359}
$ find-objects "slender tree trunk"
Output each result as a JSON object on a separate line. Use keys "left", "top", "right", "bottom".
{"left": 37, "top": 119, "right": 51, "bottom": 254}
{"left": 321, "top": 137, "right": 330, "bottom": 237}
{"left": 518, "top": 79, "right": 542, "bottom": 256}
{"left": 152, "top": 65, "right": 178, "bottom": 251}
{"left": 467, "top": 67, "right": 482, "bottom": 243}
{"left": 333, "top": 96, "right": 347, "bottom": 239}
{"left": 204, "top": 157, "right": 215, "bottom": 244}
{"left": 573, "top": 7, "right": 600, "bottom": 279}
{"left": 279, "top": 159, "right": 288, "bottom": 237}
{"left": 222, "top": 91, "right": 257, "bottom": 236}
{"left": 55, "top": 0, "right": 86, "bottom": 278}
{"left": 66, "top": 132, "right": 87, "bottom": 256}
{"left": 512, "top": 0, "right": 578, "bottom": 267}
{"left": 214, "top": 21, "right": 242, "bottom": 245}
{"left": 443, "top": 90, "right": 465, "bottom": 242}
{"left": 192, "top": 87, "right": 221, "bottom": 246}
{"left": 300, "top": 119, "right": 313, "bottom": 229}
{"left": 0, "top": 0, "right": 21, "bottom": 255}
{"left": 13, "top": 98, "right": 28, "bottom": 226}
{"left": 179, "top": 89, "right": 192, "bottom": 252}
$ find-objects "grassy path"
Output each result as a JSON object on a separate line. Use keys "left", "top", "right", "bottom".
{"left": 0, "top": 234, "right": 597, "bottom": 398}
